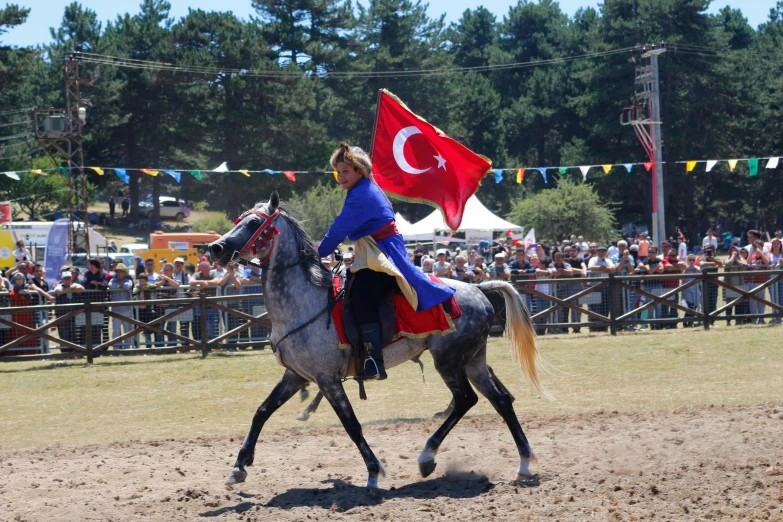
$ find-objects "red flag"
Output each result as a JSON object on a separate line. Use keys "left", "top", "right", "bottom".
{"left": 371, "top": 90, "right": 491, "bottom": 230}
{"left": 0, "top": 202, "right": 11, "bottom": 224}
{"left": 283, "top": 171, "right": 296, "bottom": 182}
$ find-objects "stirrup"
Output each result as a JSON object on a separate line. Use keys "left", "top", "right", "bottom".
{"left": 354, "top": 356, "right": 387, "bottom": 381}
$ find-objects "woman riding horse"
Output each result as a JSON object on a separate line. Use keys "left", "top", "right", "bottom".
{"left": 318, "top": 143, "right": 455, "bottom": 381}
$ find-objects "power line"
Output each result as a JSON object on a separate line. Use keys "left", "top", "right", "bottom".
{"left": 0, "top": 108, "right": 32, "bottom": 117}
{"left": 74, "top": 47, "right": 643, "bottom": 79}
{"left": 0, "top": 121, "right": 29, "bottom": 129}
{"left": 0, "top": 134, "right": 30, "bottom": 142}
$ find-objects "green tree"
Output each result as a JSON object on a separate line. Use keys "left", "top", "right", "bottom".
{"left": 286, "top": 180, "right": 346, "bottom": 240}
{"left": 507, "top": 179, "right": 619, "bottom": 245}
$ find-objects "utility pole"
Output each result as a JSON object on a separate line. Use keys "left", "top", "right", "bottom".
{"left": 622, "top": 45, "right": 666, "bottom": 246}
{"left": 32, "top": 53, "right": 93, "bottom": 254}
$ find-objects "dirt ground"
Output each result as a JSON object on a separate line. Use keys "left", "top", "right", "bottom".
{"left": 2, "top": 402, "right": 782, "bottom": 522}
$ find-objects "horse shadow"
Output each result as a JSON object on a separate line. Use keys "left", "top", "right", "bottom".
{"left": 198, "top": 475, "right": 494, "bottom": 516}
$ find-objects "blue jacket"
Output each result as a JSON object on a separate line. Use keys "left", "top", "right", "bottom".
{"left": 318, "top": 178, "right": 455, "bottom": 312}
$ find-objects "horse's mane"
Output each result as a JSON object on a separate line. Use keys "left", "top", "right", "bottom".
{"left": 257, "top": 201, "right": 332, "bottom": 289}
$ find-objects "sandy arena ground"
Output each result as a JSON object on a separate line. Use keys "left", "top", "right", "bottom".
{"left": 2, "top": 402, "right": 782, "bottom": 521}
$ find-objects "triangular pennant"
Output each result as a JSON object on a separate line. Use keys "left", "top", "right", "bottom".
{"left": 88, "top": 167, "right": 104, "bottom": 175}
{"left": 4, "top": 171, "right": 20, "bottom": 180}
{"left": 188, "top": 170, "right": 203, "bottom": 180}
{"left": 623, "top": 163, "right": 633, "bottom": 173}
{"left": 706, "top": 160, "right": 718, "bottom": 172}
{"left": 261, "top": 169, "right": 279, "bottom": 175}
{"left": 728, "top": 159, "right": 738, "bottom": 171}
{"left": 515, "top": 168, "right": 525, "bottom": 183}
{"left": 238, "top": 170, "right": 250, "bottom": 177}
{"left": 558, "top": 167, "right": 568, "bottom": 175}
{"left": 602, "top": 164, "right": 612, "bottom": 173}
{"left": 283, "top": 171, "right": 296, "bottom": 182}
{"left": 333, "top": 171, "right": 338, "bottom": 181}
{"left": 765, "top": 157, "right": 779, "bottom": 169}
{"left": 494, "top": 169, "right": 504, "bottom": 183}
{"left": 213, "top": 162, "right": 229, "bottom": 172}
{"left": 685, "top": 160, "right": 697, "bottom": 172}
{"left": 644, "top": 162, "right": 652, "bottom": 172}
{"left": 579, "top": 166, "right": 590, "bottom": 181}
{"left": 31, "top": 169, "right": 47, "bottom": 176}
{"left": 748, "top": 158, "right": 759, "bottom": 176}
{"left": 114, "top": 168, "right": 129, "bottom": 184}
{"left": 536, "top": 167, "right": 547, "bottom": 183}
{"left": 140, "top": 169, "right": 159, "bottom": 176}
{"left": 57, "top": 166, "right": 69, "bottom": 177}
{"left": 163, "top": 170, "right": 181, "bottom": 183}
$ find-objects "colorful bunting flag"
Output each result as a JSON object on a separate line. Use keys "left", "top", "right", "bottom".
{"left": 261, "top": 169, "right": 279, "bottom": 175}
{"left": 686, "top": 160, "right": 697, "bottom": 172}
{"left": 114, "top": 168, "right": 129, "bottom": 184}
{"left": 140, "top": 169, "right": 159, "bottom": 176}
{"left": 333, "top": 171, "right": 338, "bottom": 181}
{"left": 602, "top": 164, "right": 612, "bottom": 173}
{"left": 748, "top": 158, "right": 759, "bottom": 176}
{"left": 558, "top": 167, "right": 568, "bottom": 175}
{"left": 4, "top": 171, "right": 20, "bottom": 180}
{"left": 536, "top": 167, "right": 547, "bottom": 183}
{"left": 188, "top": 170, "right": 203, "bottom": 180}
{"left": 213, "top": 162, "right": 229, "bottom": 173}
{"left": 515, "top": 168, "right": 525, "bottom": 183}
{"left": 163, "top": 170, "right": 181, "bottom": 183}
{"left": 31, "top": 169, "right": 47, "bottom": 176}
{"left": 644, "top": 162, "right": 652, "bottom": 172}
{"left": 766, "top": 157, "right": 779, "bottom": 169}
{"left": 237, "top": 170, "right": 250, "bottom": 177}
{"left": 623, "top": 164, "right": 633, "bottom": 173}
{"left": 283, "top": 171, "right": 296, "bottom": 182}
{"left": 89, "top": 167, "right": 104, "bottom": 175}
{"left": 494, "top": 169, "right": 504, "bottom": 183}
{"left": 579, "top": 166, "right": 590, "bottom": 180}
{"left": 57, "top": 166, "right": 69, "bottom": 177}
{"left": 728, "top": 159, "right": 738, "bottom": 171}
{"left": 706, "top": 160, "right": 718, "bottom": 172}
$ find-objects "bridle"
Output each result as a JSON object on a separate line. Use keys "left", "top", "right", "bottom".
{"left": 231, "top": 208, "right": 281, "bottom": 266}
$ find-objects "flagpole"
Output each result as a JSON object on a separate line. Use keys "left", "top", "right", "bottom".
{"left": 369, "top": 89, "right": 383, "bottom": 159}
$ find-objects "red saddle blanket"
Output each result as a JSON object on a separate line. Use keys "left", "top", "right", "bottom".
{"left": 332, "top": 275, "right": 460, "bottom": 347}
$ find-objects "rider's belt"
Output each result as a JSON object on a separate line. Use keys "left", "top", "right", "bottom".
{"left": 371, "top": 221, "right": 398, "bottom": 242}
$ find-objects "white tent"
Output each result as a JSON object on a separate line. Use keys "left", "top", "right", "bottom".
{"left": 395, "top": 212, "right": 434, "bottom": 241}
{"left": 405, "top": 195, "right": 522, "bottom": 236}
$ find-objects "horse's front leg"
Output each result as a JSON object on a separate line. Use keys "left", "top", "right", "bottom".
{"left": 226, "top": 369, "right": 308, "bottom": 484}
{"left": 317, "top": 375, "right": 384, "bottom": 488}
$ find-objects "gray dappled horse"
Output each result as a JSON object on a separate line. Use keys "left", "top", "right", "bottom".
{"left": 208, "top": 192, "right": 543, "bottom": 488}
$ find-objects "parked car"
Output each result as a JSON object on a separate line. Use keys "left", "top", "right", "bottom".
{"left": 119, "top": 243, "right": 149, "bottom": 255}
{"left": 139, "top": 196, "right": 190, "bottom": 221}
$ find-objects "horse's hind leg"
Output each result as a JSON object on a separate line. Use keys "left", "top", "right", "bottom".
{"left": 296, "top": 391, "right": 324, "bottom": 421}
{"left": 418, "top": 355, "right": 478, "bottom": 478}
{"left": 466, "top": 349, "right": 538, "bottom": 486}
{"left": 226, "top": 369, "right": 308, "bottom": 484}
{"left": 317, "top": 375, "right": 384, "bottom": 488}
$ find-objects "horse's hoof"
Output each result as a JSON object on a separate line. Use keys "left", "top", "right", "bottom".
{"left": 366, "top": 473, "right": 380, "bottom": 489}
{"left": 514, "top": 473, "right": 539, "bottom": 487}
{"left": 419, "top": 459, "right": 437, "bottom": 478}
{"left": 225, "top": 468, "right": 247, "bottom": 485}
{"left": 296, "top": 410, "right": 310, "bottom": 422}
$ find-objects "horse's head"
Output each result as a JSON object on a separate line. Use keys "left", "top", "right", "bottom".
{"left": 209, "top": 191, "right": 282, "bottom": 267}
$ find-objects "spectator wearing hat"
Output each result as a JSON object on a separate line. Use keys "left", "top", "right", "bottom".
{"left": 54, "top": 271, "right": 84, "bottom": 350}
{"left": 488, "top": 252, "right": 511, "bottom": 281}
{"left": 171, "top": 258, "right": 189, "bottom": 285}
{"left": 109, "top": 263, "right": 135, "bottom": 349}
{"left": 587, "top": 245, "right": 615, "bottom": 331}
{"left": 433, "top": 249, "right": 450, "bottom": 278}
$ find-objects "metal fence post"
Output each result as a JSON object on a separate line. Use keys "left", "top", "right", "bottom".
{"left": 701, "top": 270, "right": 710, "bottom": 331}
{"left": 200, "top": 293, "right": 209, "bottom": 358}
{"left": 608, "top": 273, "right": 617, "bottom": 336}
{"left": 85, "top": 300, "right": 94, "bottom": 364}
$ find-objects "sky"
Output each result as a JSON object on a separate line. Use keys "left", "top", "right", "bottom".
{"left": 2, "top": 0, "right": 779, "bottom": 48}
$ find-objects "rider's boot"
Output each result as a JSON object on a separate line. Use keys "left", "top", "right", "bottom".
{"left": 353, "top": 323, "right": 387, "bottom": 381}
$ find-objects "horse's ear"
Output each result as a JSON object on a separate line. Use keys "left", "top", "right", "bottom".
{"left": 269, "top": 190, "right": 280, "bottom": 210}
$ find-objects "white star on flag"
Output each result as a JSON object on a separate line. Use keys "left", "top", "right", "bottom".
{"left": 434, "top": 154, "right": 446, "bottom": 170}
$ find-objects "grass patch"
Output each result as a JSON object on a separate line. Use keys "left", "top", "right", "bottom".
{"left": 1, "top": 325, "right": 781, "bottom": 451}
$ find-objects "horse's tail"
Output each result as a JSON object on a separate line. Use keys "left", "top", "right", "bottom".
{"left": 478, "top": 281, "right": 543, "bottom": 395}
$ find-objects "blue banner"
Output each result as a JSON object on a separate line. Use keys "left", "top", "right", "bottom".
{"left": 44, "top": 219, "right": 70, "bottom": 288}
{"left": 493, "top": 169, "right": 504, "bottom": 183}
{"left": 163, "top": 170, "right": 181, "bottom": 183}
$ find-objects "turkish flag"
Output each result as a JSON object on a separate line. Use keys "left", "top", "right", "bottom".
{"left": 0, "top": 202, "right": 11, "bottom": 224}
{"left": 371, "top": 90, "right": 491, "bottom": 230}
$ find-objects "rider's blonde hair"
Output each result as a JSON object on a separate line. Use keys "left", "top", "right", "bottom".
{"left": 330, "top": 142, "right": 372, "bottom": 177}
